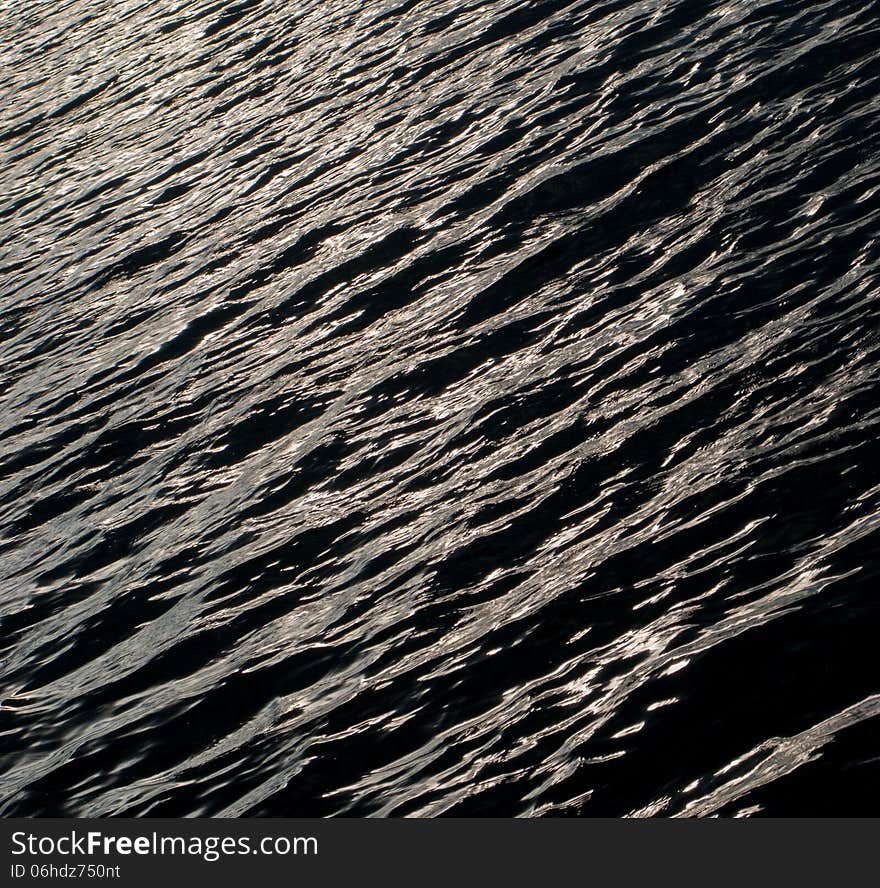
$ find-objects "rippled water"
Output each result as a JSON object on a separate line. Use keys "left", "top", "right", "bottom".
{"left": 2, "top": 0, "right": 880, "bottom": 817}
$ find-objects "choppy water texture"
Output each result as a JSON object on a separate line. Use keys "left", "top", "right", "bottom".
{"left": 2, "top": 0, "right": 880, "bottom": 818}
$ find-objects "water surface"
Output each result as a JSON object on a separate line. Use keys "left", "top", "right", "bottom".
{"left": 2, "top": 0, "right": 880, "bottom": 816}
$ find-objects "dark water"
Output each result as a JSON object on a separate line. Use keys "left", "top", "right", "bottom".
{"left": 2, "top": 0, "right": 880, "bottom": 818}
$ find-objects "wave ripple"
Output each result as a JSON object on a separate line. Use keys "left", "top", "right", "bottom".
{"left": 2, "top": 0, "right": 880, "bottom": 816}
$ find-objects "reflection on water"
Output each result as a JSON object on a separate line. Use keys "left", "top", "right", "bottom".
{"left": 2, "top": 0, "right": 880, "bottom": 816}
